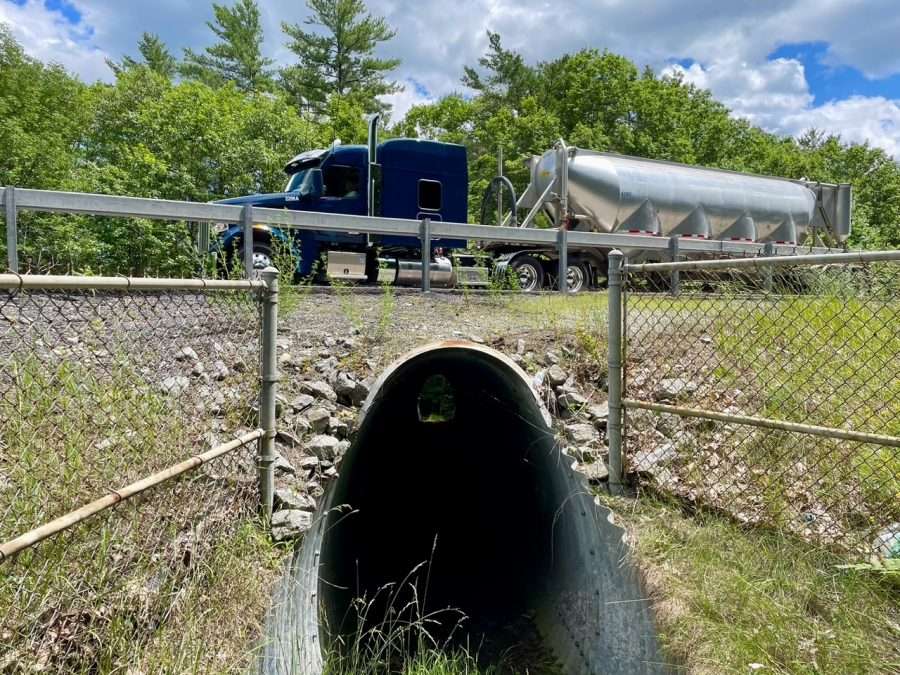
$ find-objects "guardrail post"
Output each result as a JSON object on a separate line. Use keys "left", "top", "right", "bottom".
{"left": 420, "top": 217, "right": 431, "bottom": 293}
{"left": 763, "top": 241, "right": 774, "bottom": 293}
{"left": 197, "top": 222, "right": 210, "bottom": 277}
{"left": 242, "top": 205, "right": 254, "bottom": 279}
{"left": 557, "top": 226, "right": 568, "bottom": 293}
{"left": 258, "top": 267, "right": 279, "bottom": 519}
{"left": 4, "top": 187, "right": 18, "bottom": 273}
{"left": 607, "top": 250, "right": 624, "bottom": 493}
{"left": 668, "top": 235, "right": 680, "bottom": 296}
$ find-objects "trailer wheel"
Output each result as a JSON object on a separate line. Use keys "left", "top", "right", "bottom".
{"left": 566, "top": 262, "right": 588, "bottom": 293}
{"left": 511, "top": 256, "right": 544, "bottom": 292}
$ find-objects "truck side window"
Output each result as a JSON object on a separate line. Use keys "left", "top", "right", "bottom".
{"left": 418, "top": 179, "right": 442, "bottom": 211}
{"left": 323, "top": 165, "right": 361, "bottom": 199}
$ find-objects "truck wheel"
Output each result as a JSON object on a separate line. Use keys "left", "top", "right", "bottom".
{"left": 223, "top": 240, "right": 273, "bottom": 278}
{"left": 566, "top": 262, "right": 588, "bottom": 293}
{"left": 511, "top": 256, "right": 544, "bottom": 292}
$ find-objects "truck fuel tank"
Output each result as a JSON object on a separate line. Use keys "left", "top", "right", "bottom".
{"left": 378, "top": 257, "right": 454, "bottom": 287}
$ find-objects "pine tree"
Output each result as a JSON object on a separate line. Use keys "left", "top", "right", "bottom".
{"left": 106, "top": 33, "right": 177, "bottom": 79}
{"left": 180, "top": 0, "right": 275, "bottom": 93}
{"left": 281, "top": 0, "right": 400, "bottom": 113}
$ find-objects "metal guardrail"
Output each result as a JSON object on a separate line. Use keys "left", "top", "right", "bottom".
{"left": 1, "top": 186, "right": 838, "bottom": 278}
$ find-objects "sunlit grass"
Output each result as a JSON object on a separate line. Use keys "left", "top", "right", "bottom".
{"left": 602, "top": 493, "right": 900, "bottom": 675}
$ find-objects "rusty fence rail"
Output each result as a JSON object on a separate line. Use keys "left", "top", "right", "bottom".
{"left": 0, "top": 271, "right": 280, "bottom": 670}
{"left": 607, "top": 249, "right": 900, "bottom": 557}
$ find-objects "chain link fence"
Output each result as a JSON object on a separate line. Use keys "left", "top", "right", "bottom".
{"left": 0, "top": 276, "right": 269, "bottom": 672}
{"left": 616, "top": 251, "right": 899, "bottom": 557}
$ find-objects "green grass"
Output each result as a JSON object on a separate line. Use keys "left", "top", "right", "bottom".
{"left": 624, "top": 282, "right": 900, "bottom": 551}
{"left": 603, "top": 494, "right": 900, "bottom": 675}
{"left": 0, "top": 356, "right": 277, "bottom": 673}
{"left": 713, "top": 295, "right": 900, "bottom": 542}
{"left": 325, "top": 648, "right": 493, "bottom": 675}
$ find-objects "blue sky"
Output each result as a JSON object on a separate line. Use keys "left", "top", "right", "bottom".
{"left": 3, "top": 0, "right": 900, "bottom": 157}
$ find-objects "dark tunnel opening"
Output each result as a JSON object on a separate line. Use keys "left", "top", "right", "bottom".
{"left": 320, "top": 348, "right": 560, "bottom": 667}
{"left": 261, "top": 343, "right": 669, "bottom": 675}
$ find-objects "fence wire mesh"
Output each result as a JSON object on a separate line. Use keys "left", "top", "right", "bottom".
{"left": 622, "top": 256, "right": 900, "bottom": 557}
{"left": 0, "top": 284, "right": 263, "bottom": 672}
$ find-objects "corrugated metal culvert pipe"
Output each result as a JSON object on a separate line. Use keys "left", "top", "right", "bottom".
{"left": 261, "top": 343, "right": 668, "bottom": 674}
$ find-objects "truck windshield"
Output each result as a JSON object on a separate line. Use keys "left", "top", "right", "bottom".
{"left": 285, "top": 169, "right": 308, "bottom": 192}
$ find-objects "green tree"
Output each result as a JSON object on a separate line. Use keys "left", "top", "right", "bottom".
{"left": 181, "top": 0, "right": 275, "bottom": 93}
{"left": 106, "top": 32, "right": 177, "bottom": 79}
{"left": 0, "top": 24, "right": 90, "bottom": 189}
{"left": 281, "top": 0, "right": 401, "bottom": 113}
{"left": 462, "top": 31, "right": 536, "bottom": 107}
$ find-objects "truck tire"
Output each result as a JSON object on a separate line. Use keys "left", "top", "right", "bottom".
{"left": 251, "top": 243, "right": 274, "bottom": 272}
{"left": 222, "top": 239, "right": 273, "bottom": 278}
{"left": 565, "top": 262, "right": 589, "bottom": 293}
{"left": 511, "top": 255, "right": 544, "bottom": 292}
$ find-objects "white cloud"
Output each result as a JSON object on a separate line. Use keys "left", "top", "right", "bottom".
{"left": 380, "top": 79, "right": 434, "bottom": 121}
{"left": 4, "top": 0, "right": 900, "bottom": 157}
{"left": 666, "top": 58, "right": 900, "bottom": 158}
{"left": 0, "top": 0, "right": 110, "bottom": 81}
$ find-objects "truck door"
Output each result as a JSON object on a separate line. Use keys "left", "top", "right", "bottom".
{"left": 317, "top": 164, "right": 366, "bottom": 216}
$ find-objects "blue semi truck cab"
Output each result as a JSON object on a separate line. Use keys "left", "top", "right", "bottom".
{"left": 215, "top": 117, "right": 469, "bottom": 284}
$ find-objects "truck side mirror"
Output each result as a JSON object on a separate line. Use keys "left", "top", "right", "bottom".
{"left": 299, "top": 168, "right": 324, "bottom": 199}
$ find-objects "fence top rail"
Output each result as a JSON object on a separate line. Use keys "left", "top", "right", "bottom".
{"left": 0, "top": 273, "right": 267, "bottom": 291}
{"left": 3, "top": 185, "right": 837, "bottom": 256}
{"left": 625, "top": 249, "right": 900, "bottom": 273}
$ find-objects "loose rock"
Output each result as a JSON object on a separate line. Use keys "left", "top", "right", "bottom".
{"left": 211, "top": 360, "right": 230, "bottom": 381}
{"left": 275, "top": 430, "right": 303, "bottom": 449}
{"left": 547, "top": 364, "right": 568, "bottom": 387}
{"left": 351, "top": 379, "right": 371, "bottom": 407}
{"left": 328, "top": 417, "right": 349, "bottom": 439}
{"left": 577, "top": 459, "right": 609, "bottom": 483}
{"left": 298, "top": 455, "right": 320, "bottom": 473}
{"left": 271, "top": 509, "right": 312, "bottom": 542}
{"left": 308, "top": 434, "right": 341, "bottom": 460}
{"left": 566, "top": 423, "right": 599, "bottom": 445}
{"left": 290, "top": 394, "right": 315, "bottom": 412}
{"left": 301, "top": 380, "right": 337, "bottom": 402}
{"left": 274, "top": 488, "right": 316, "bottom": 512}
{"left": 633, "top": 442, "right": 677, "bottom": 470}
{"left": 558, "top": 391, "right": 587, "bottom": 411}
{"left": 586, "top": 402, "right": 610, "bottom": 429}
{"left": 653, "top": 378, "right": 698, "bottom": 401}
{"left": 272, "top": 453, "right": 296, "bottom": 476}
{"left": 333, "top": 372, "right": 358, "bottom": 403}
{"left": 160, "top": 376, "right": 190, "bottom": 397}
{"left": 175, "top": 346, "right": 198, "bottom": 362}
{"left": 306, "top": 407, "right": 331, "bottom": 432}
{"left": 655, "top": 413, "right": 682, "bottom": 438}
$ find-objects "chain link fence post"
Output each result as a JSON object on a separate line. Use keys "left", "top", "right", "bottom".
{"left": 607, "top": 250, "right": 625, "bottom": 493}
{"left": 258, "top": 267, "right": 279, "bottom": 519}
{"left": 4, "top": 186, "right": 17, "bottom": 273}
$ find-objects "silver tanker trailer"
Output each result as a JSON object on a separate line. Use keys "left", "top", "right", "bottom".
{"left": 484, "top": 142, "right": 852, "bottom": 291}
